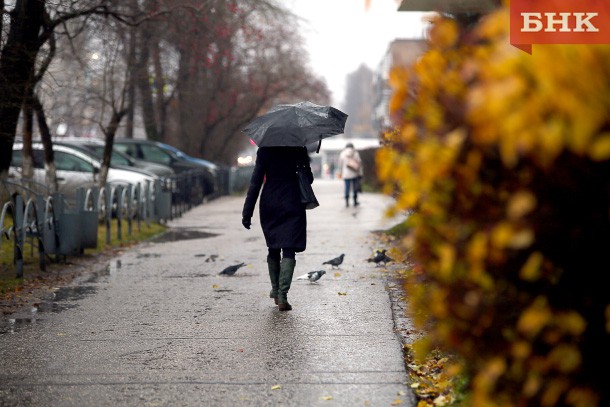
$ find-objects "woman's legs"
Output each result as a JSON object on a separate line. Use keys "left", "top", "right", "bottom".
{"left": 281, "top": 248, "right": 295, "bottom": 259}
{"left": 267, "top": 248, "right": 281, "bottom": 304}
{"left": 278, "top": 248, "right": 297, "bottom": 311}
{"left": 268, "top": 248, "right": 281, "bottom": 260}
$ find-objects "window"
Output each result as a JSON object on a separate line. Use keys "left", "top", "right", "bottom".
{"left": 11, "top": 149, "right": 45, "bottom": 169}
{"left": 31, "top": 151, "right": 45, "bottom": 168}
{"left": 55, "top": 151, "right": 94, "bottom": 172}
{"left": 114, "top": 144, "right": 130, "bottom": 155}
{"left": 140, "top": 145, "right": 172, "bottom": 165}
{"left": 110, "top": 151, "right": 131, "bottom": 166}
{"left": 11, "top": 150, "right": 22, "bottom": 167}
{"left": 90, "top": 146, "right": 130, "bottom": 166}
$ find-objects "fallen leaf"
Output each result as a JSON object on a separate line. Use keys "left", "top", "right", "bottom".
{"left": 320, "top": 396, "right": 333, "bottom": 400}
{"left": 334, "top": 272, "right": 341, "bottom": 278}
{"left": 338, "top": 292, "right": 347, "bottom": 296}
{"left": 390, "top": 399, "right": 402, "bottom": 406}
{"left": 433, "top": 394, "right": 450, "bottom": 406}
{"left": 271, "top": 385, "right": 281, "bottom": 390}
{"left": 212, "top": 284, "right": 219, "bottom": 289}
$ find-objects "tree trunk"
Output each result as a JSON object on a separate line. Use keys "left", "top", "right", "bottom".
{"left": 125, "top": 27, "right": 137, "bottom": 139}
{"left": 176, "top": 48, "right": 199, "bottom": 151}
{"left": 0, "top": 0, "right": 3, "bottom": 40}
{"left": 0, "top": 0, "right": 45, "bottom": 175}
{"left": 151, "top": 39, "right": 166, "bottom": 140}
{"left": 21, "top": 91, "right": 34, "bottom": 180}
{"left": 99, "top": 108, "right": 128, "bottom": 188}
{"left": 136, "top": 29, "right": 158, "bottom": 141}
{"left": 33, "top": 94, "right": 58, "bottom": 192}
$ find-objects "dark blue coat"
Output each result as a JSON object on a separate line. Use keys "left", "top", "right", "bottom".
{"left": 242, "top": 147, "right": 314, "bottom": 252}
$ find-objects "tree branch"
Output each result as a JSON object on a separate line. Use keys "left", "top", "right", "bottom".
{"left": 48, "top": 1, "right": 214, "bottom": 30}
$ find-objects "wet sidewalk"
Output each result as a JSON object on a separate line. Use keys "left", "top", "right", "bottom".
{"left": 0, "top": 179, "right": 416, "bottom": 407}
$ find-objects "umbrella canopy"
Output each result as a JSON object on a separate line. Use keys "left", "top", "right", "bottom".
{"left": 243, "top": 101, "right": 348, "bottom": 151}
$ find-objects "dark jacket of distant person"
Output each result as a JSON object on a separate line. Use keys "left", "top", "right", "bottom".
{"left": 242, "top": 146, "right": 314, "bottom": 252}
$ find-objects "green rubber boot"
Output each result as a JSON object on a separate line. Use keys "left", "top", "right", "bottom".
{"left": 267, "top": 258, "right": 280, "bottom": 305}
{"left": 278, "top": 258, "right": 296, "bottom": 311}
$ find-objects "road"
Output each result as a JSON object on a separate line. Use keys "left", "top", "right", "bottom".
{"left": 0, "top": 179, "right": 416, "bottom": 407}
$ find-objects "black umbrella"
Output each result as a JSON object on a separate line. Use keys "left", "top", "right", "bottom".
{"left": 243, "top": 101, "right": 348, "bottom": 153}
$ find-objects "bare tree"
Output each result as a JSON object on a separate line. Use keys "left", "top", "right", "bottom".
{"left": 1, "top": 0, "right": 330, "bottom": 180}
{"left": 0, "top": 0, "right": 124, "bottom": 177}
{"left": 0, "top": 0, "right": 203, "bottom": 177}
{"left": 133, "top": 0, "right": 331, "bottom": 164}
{"left": 0, "top": 0, "right": 46, "bottom": 178}
{"left": 92, "top": 20, "right": 130, "bottom": 187}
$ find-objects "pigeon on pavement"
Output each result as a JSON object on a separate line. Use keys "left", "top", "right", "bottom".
{"left": 323, "top": 254, "right": 345, "bottom": 269}
{"left": 296, "top": 270, "right": 326, "bottom": 283}
{"left": 367, "top": 249, "right": 393, "bottom": 266}
{"left": 308, "top": 270, "right": 326, "bottom": 283}
{"left": 219, "top": 262, "right": 246, "bottom": 276}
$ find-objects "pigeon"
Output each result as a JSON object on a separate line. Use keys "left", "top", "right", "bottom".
{"left": 367, "top": 249, "right": 393, "bottom": 266}
{"left": 219, "top": 262, "right": 246, "bottom": 276}
{"left": 296, "top": 270, "right": 326, "bottom": 283}
{"left": 323, "top": 254, "right": 345, "bottom": 268}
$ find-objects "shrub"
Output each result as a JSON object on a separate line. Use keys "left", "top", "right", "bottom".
{"left": 378, "top": 8, "right": 610, "bottom": 407}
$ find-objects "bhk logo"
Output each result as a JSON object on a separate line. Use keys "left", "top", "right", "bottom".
{"left": 510, "top": 0, "right": 610, "bottom": 53}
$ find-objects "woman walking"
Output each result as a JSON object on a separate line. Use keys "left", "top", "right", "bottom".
{"left": 338, "top": 142, "right": 363, "bottom": 207}
{"left": 242, "top": 146, "right": 314, "bottom": 311}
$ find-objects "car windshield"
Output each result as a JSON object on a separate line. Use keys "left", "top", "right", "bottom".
{"left": 55, "top": 151, "right": 95, "bottom": 172}
{"left": 159, "top": 142, "right": 187, "bottom": 158}
{"left": 158, "top": 142, "right": 216, "bottom": 168}
{"left": 88, "top": 146, "right": 131, "bottom": 166}
{"left": 57, "top": 143, "right": 132, "bottom": 167}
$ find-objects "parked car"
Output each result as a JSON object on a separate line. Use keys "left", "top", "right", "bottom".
{"left": 8, "top": 143, "right": 157, "bottom": 209}
{"left": 113, "top": 138, "right": 218, "bottom": 195}
{"left": 53, "top": 138, "right": 175, "bottom": 178}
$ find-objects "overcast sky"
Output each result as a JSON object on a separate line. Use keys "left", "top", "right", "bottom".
{"left": 286, "top": 0, "right": 428, "bottom": 106}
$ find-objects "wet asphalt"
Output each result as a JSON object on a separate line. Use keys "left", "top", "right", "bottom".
{"left": 0, "top": 179, "right": 416, "bottom": 407}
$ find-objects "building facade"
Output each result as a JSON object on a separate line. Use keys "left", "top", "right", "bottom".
{"left": 372, "top": 38, "right": 428, "bottom": 134}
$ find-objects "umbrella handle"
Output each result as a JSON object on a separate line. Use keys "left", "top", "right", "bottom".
{"left": 316, "top": 139, "right": 322, "bottom": 154}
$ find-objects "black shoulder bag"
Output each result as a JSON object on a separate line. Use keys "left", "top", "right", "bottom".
{"left": 296, "top": 164, "right": 319, "bottom": 210}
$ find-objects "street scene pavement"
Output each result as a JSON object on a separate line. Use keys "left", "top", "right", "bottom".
{"left": 0, "top": 179, "right": 416, "bottom": 407}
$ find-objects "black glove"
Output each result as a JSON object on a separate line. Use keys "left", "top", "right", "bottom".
{"left": 242, "top": 217, "right": 251, "bottom": 230}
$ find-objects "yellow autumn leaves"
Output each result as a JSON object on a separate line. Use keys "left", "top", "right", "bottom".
{"left": 379, "top": 8, "right": 610, "bottom": 281}
{"left": 377, "top": 5, "right": 610, "bottom": 407}
{"left": 469, "top": 13, "right": 610, "bottom": 168}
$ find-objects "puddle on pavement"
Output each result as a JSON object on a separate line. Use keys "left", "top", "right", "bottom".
{"left": 150, "top": 228, "right": 218, "bottom": 243}
{"left": 0, "top": 260, "right": 124, "bottom": 334}
{"left": 32, "top": 285, "right": 98, "bottom": 314}
{"left": 0, "top": 286, "right": 97, "bottom": 334}
{"left": 81, "top": 259, "right": 121, "bottom": 283}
